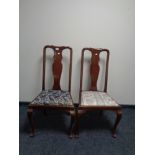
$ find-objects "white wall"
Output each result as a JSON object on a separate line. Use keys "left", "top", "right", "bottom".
{"left": 19, "top": 0, "right": 135, "bottom": 105}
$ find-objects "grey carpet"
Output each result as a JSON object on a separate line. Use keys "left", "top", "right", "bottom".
{"left": 19, "top": 105, "right": 135, "bottom": 155}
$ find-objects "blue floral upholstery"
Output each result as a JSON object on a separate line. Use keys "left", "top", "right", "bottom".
{"left": 31, "top": 90, "right": 73, "bottom": 106}
{"left": 81, "top": 91, "right": 119, "bottom": 107}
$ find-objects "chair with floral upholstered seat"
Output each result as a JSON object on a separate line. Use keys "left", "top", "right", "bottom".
{"left": 74, "top": 48, "right": 122, "bottom": 138}
{"left": 27, "top": 45, "right": 75, "bottom": 137}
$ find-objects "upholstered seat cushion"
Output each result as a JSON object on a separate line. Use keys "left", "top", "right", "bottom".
{"left": 31, "top": 90, "right": 73, "bottom": 106}
{"left": 81, "top": 91, "right": 119, "bottom": 107}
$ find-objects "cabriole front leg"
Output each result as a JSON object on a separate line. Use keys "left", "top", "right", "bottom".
{"left": 112, "top": 109, "right": 122, "bottom": 138}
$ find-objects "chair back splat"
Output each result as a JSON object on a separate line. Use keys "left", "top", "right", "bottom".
{"left": 79, "top": 48, "right": 110, "bottom": 101}
{"left": 42, "top": 45, "right": 72, "bottom": 92}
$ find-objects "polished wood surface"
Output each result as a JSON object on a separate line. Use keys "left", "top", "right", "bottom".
{"left": 90, "top": 50, "right": 100, "bottom": 91}
{"left": 42, "top": 45, "right": 72, "bottom": 92}
{"left": 79, "top": 48, "right": 110, "bottom": 102}
{"left": 52, "top": 49, "right": 62, "bottom": 90}
{"left": 28, "top": 45, "right": 74, "bottom": 137}
{"left": 76, "top": 47, "right": 122, "bottom": 138}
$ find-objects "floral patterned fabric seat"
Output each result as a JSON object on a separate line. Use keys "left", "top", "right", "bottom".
{"left": 31, "top": 90, "right": 73, "bottom": 106}
{"left": 81, "top": 91, "right": 119, "bottom": 107}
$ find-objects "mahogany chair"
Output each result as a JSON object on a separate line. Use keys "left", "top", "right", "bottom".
{"left": 74, "top": 48, "right": 122, "bottom": 138}
{"left": 27, "top": 45, "right": 75, "bottom": 137}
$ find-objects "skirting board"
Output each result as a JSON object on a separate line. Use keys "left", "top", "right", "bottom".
{"left": 19, "top": 101, "right": 135, "bottom": 109}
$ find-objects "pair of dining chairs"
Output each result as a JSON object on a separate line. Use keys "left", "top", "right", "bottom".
{"left": 27, "top": 45, "right": 122, "bottom": 138}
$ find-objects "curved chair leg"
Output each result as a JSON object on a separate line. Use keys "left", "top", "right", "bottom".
{"left": 27, "top": 108, "right": 35, "bottom": 137}
{"left": 112, "top": 109, "right": 122, "bottom": 138}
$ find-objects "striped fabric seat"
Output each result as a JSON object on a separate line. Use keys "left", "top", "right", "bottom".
{"left": 31, "top": 90, "right": 73, "bottom": 106}
{"left": 81, "top": 91, "right": 119, "bottom": 107}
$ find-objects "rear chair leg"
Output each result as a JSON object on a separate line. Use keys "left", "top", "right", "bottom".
{"left": 69, "top": 115, "right": 74, "bottom": 138}
{"left": 112, "top": 109, "right": 122, "bottom": 138}
{"left": 99, "top": 110, "right": 103, "bottom": 116}
{"left": 74, "top": 108, "right": 79, "bottom": 138}
{"left": 43, "top": 109, "right": 47, "bottom": 116}
{"left": 27, "top": 108, "right": 35, "bottom": 137}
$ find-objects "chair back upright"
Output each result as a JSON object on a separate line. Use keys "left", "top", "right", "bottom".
{"left": 79, "top": 48, "right": 110, "bottom": 103}
{"left": 42, "top": 45, "right": 72, "bottom": 92}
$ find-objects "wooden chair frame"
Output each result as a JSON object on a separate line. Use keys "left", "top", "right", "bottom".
{"left": 27, "top": 45, "right": 75, "bottom": 137}
{"left": 74, "top": 48, "right": 122, "bottom": 138}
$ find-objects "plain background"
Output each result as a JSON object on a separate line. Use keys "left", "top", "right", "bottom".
{"left": 19, "top": 0, "right": 135, "bottom": 105}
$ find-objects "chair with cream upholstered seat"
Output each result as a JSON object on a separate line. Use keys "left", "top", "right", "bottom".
{"left": 74, "top": 48, "right": 122, "bottom": 138}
